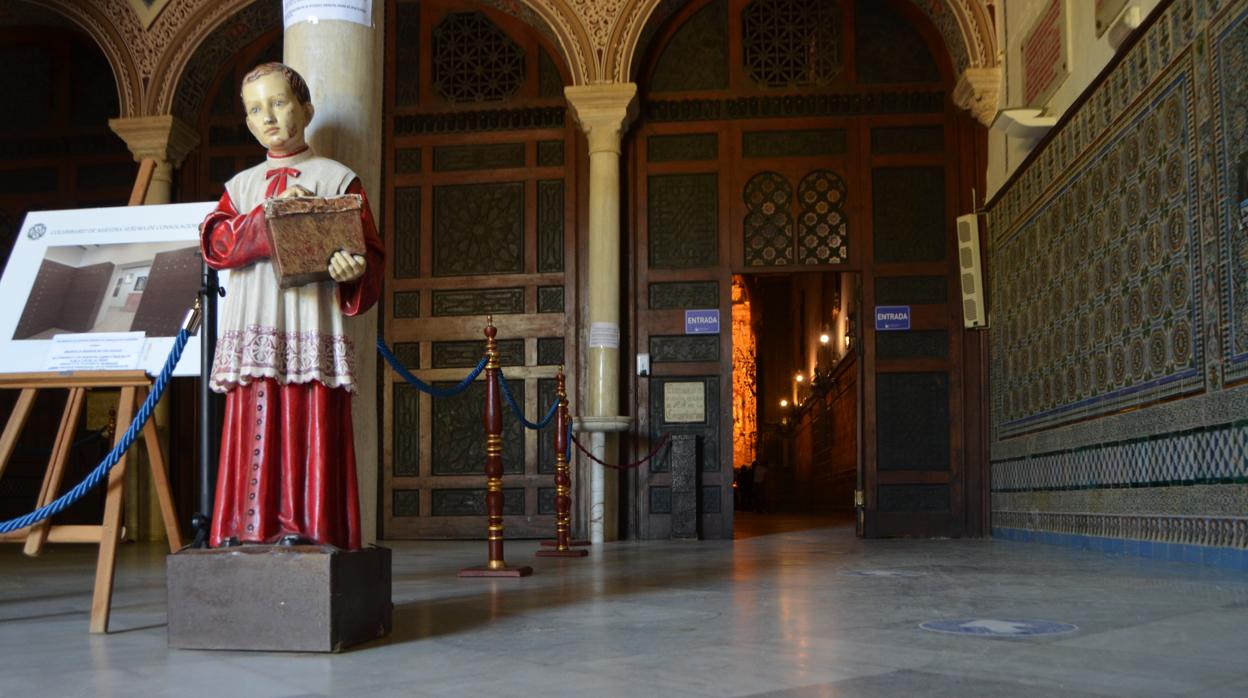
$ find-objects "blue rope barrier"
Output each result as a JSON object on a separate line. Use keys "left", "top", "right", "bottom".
{"left": 377, "top": 337, "right": 487, "bottom": 398}
{"left": 0, "top": 329, "right": 190, "bottom": 534}
{"left": 496, "top": 366, "right": 560, "bottom": 430}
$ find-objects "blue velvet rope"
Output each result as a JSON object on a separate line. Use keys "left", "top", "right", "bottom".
{"left": 496, "top": 366, "right": 560, "bottom": 430}
{"left": 0, "top": 329, "right": 190, "bottom": 534}
{"left": 376, "top": 337, "right": 487, "bottom": 398}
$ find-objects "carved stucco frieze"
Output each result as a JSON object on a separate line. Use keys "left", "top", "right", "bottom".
{"left": 24, "top": 0, "right": 998, "bottom": 118}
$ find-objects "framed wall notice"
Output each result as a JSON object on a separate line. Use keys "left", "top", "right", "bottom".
{"left": 664, "top": 382, "right": 706, "bottom": 424}
{"left": 1021, "top": 0, "right": 1069, "bottom": 108}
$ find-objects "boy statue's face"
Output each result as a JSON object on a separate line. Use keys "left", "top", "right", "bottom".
{"left": 242, "top": 72, "right": 313, "bottom": 155}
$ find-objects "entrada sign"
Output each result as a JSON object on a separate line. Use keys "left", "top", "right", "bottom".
{"left": 685, "top": 309, "right": 720, "bottom": 334}
{"left": 875, "top": 305, "right": 911, "bottom": 331}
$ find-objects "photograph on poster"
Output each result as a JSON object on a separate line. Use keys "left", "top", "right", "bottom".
{"left": 13, "top": 242, "right": 200, "bottom": 340}
{"left": 0, "top": 201, "right": 219, "bottom": 376}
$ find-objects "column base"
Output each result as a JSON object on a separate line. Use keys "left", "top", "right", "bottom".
{"left": 458, "top": 563, "right": 533, "bottom": 577}
{"left": 539, "top": 539, "right": 591, "bottom": 547}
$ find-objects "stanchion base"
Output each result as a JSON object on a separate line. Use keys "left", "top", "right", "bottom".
{"left": 458, "top": 563, "right": 533, "bottom": 577}
{"left": 539, "top": 539, "right": 592, "bottom": 547}
{"left": 535, "top": 547, "right": 588, "bottom": 558}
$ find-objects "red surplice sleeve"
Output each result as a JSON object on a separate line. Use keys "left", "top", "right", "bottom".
{"left": 337, "top": 178, "right": 384, "bottom": 317}
{"left": 199, "top": 192, "right": 271, "bottom": 270}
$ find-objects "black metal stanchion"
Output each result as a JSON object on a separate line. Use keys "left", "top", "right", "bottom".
{"left": 192, "top": 263, "right": 221, "bottom": 548}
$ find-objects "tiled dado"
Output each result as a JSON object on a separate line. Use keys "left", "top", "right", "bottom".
{"left": 993, "top": 510, "right": 1248, "bottom": 550}
{"left": 994, "top": 484, "right": 1248, "bottom": 517}
{"left": 992, "top": 420, "right": 1248, "bottom": 492}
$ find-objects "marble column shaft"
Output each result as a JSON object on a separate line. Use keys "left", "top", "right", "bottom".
{"left": 284, "top": 4, "right": 385, "bottom": 545}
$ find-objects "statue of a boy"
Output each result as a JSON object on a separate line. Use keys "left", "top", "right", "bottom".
{"left": 199, "top": 62, "right": 383, "bottom": 550}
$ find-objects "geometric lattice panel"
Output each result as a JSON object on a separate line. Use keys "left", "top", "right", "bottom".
{"left": 432, "top": 182, "right": 524, "bottom": 276}
{"left": 796, "top": 169, "right": 848, "bottom": 264}
{"left": 743, "top": 171, "right": 793, "bottom": 266}
{"left": 648, "top": 174, "right": 719, "bottom": 269}
{"left": 742, "top": 0, "right": 840, "bottom": 88}
{"left": 432, "top": 12, "right": 524, "bottom": 103}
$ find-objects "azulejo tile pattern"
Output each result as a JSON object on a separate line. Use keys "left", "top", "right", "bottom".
{"left": 992, "top": 421, "right": 1248, "bottom": 492}
{"left": 986, "top": 0, "right": 1248, "bottom": 554}
{"left": 992, "top": 69, "right": 1201, "bottom": 437}
{"left": 994, "top": 511, "right": 1248, "bottom": 550}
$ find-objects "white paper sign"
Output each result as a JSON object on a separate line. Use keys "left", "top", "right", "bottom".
{"left": 44, "top": 332, "right": 146, "bottom": 372}
{"left": 589, "top": 322, "right": 620, "bottom": 349}
{"left": 284, "top": 0, "right": 373, "bottom": 28}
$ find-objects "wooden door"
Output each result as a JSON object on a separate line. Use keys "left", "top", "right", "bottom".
{"left": 630, "top": 0, "right": 984, "bottom": 538}
{"left": 858, "top": 117, "right": 967, "bottom": 538}
{"left": 380, "top": 0, "right": 577, "bottom": 538}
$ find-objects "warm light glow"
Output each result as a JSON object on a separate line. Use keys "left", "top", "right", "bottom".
{"left": 844, "top": 334, "right": 852, "bottom": 348}
{"left": 731, "top": 277, "right": 757, "bottom": 469}
{"left": 819, "top": 333, "right": 830, "bottom": 345}
{"left": 795, "top": 372, "right": 805, "bottom": 383}
{"left": 779, "top": 398, "right": 789, "bottom": 407}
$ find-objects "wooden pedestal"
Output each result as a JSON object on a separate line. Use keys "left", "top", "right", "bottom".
{"left": 167, "top": 545, "right": 392, "bottom": 652}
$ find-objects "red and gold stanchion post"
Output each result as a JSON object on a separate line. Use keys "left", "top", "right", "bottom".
{"left": 536, "top": 368, "right": 587, "bottom": 558}
{"left": 459, "top": 317, "right": 532, "bottom": 578}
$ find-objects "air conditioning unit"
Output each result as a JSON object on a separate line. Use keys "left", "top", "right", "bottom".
{"left": 957, "top": 213, "right": 988, "bottom": 329}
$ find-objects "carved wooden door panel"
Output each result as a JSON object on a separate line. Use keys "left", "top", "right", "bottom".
{"left": 380, "top": 0, "right": 577, "bottom": 538}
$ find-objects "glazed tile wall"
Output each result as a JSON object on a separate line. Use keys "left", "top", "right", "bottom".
{"left": 986, "top": 0, "right": 1248, "bottom": 557}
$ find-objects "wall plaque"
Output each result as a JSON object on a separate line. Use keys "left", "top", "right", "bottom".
{"left": 664, "top": 382, "right": 705, "bottom": 423}
{"left": 1021, "top": 0, "right": 1068, "bottom": 108}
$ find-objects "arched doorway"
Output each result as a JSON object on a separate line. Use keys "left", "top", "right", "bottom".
{"left": 380, "top": 0, "right": 579, "bottom": 539}
{"left": 627, "top": 0, "right": 988, "bottom": 539}
{"left": 0, "top": 19, "right": 133, "bottom": 523}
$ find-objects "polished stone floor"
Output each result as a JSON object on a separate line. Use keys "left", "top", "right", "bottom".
{"left": 2, "top": 515, "right": 1247, "bottom": 697}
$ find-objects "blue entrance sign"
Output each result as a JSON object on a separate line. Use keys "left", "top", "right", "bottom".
{"left": 919, "top": 619, "right": 1079, "bottom": 637}
{"left": 685, "top": 309, "right": 720, "bottom": 334}
{"left": 875, "top": 305, "right": 911, "bottom": 331}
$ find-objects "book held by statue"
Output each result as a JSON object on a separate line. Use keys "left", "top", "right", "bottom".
{"left": 263, "top": 194, "right": 366, "bottom": 288}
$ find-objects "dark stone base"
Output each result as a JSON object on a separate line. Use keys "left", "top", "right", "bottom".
{"left": 458, "top": 563, "right": 533, "bottom": 577}
{"left": 535, "top": 547, "right": 588, "bottom": 558}
{"left": 539, "top": 539, "right": 591, "bottom": 547}
{"left": 167, "top": 545, "right": 392, "bottom": 653}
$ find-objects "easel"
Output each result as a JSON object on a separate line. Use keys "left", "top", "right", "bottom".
{"left": 0, "top": 159, "right": 183, "bottom": 633}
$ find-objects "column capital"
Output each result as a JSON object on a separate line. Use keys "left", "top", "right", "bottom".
{"left": 952, "top": 67, "right": 1001, "bottom": 128}
{"left": 564, "top": 83, "right": 638, "bottom": 154}
{"left": 108, "top": 115, "right": 200, "bottom": 167}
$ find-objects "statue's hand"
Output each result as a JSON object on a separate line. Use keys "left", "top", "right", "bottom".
{"left": 277, "top": 184, "right": 313, "bottom": 198}
{"left": 328, "top": 250, "right": 367, "bottom": 283}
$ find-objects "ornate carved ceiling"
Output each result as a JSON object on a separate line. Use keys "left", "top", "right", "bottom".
{"left": 17, "top": 0, "right": 998, "bottom": 116}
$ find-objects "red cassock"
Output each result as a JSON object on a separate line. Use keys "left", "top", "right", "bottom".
{"left": 201, "top": 175, "right": 383, "bottom": 550}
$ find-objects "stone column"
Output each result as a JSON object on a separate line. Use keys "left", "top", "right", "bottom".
{"left": 285, "top": 2, "right": 385, "bottom": 545}
{"left": 565, "top": 84, "right": 638, "bottom": 544}
{"left": 108, "top": 114, "right": 199, "bottom": 542}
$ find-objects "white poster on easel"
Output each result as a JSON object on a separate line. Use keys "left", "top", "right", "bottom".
{"left": 0, "top": 202, "right": 224, "bottom": 377}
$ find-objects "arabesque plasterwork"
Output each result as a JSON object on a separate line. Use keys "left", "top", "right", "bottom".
{"left": 20, "top": 0, "right": 998, "bottom": 115}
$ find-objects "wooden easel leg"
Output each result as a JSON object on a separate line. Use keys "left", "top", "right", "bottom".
{"left": 90, "top": 386, "right": 136, "bottom": 634}
{"left": 138, "top": 388, "right": 182, "bottom": 552}
{"left": 0, "top": 388, "right": 37, "bottom": 482}
{"left": 24, "top": 388, "right": 87, "bottom": 557}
